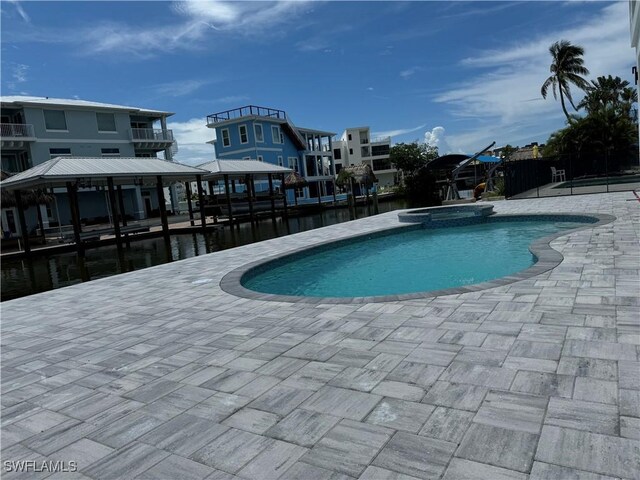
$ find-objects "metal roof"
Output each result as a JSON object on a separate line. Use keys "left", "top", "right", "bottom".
{"left": 0, "top": 96, "right": 173, "bottom": 116}
{"left": 197, "top": 159, "right": 292, "bottom": 177}
{"left": 0, "top": 157, "right": 208, "bottom": 190}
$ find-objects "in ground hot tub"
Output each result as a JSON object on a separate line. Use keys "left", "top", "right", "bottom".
{"left": 398, "top": 204, "right": 495, "bottom": 227}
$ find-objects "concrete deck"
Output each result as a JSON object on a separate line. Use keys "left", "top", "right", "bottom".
{"left": 2, "top": 191, "right": 639, "bottom": 479}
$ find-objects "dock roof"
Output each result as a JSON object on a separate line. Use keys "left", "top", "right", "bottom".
{"left": 0, "top": 157, "right": 208, "bottom": 190}
{"left": 197, "top": 159, "right": 292, "bottom": 177}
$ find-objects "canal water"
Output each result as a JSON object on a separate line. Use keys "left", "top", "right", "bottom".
{"left": 1, "top": 199, "right": 408, "bottom": 301}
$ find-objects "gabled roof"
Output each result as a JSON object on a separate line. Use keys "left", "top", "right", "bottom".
{"left": 0, "top": 96, "right": 173, "bottom": 116}
{"left": 198, "top": 159, "right": 292, "bottom": 177}
{"left": 0, "top": 157, "right": 207, "bottom": 190}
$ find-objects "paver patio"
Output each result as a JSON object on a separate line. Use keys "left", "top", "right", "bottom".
{"left": 1, "top": 191, "right": 639, "bottom": 479}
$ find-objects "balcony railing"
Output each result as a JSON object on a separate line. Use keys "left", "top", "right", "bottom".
{"left": 131, "top": 128, "right": 173, "bottom": 142}
{"left": 0, "top": 123, "right": 35, "bottom": 138}
{"left": 206, "top": 105, "right": 287, "bottom": 126}
{"left": 370, "top": 136, "right": 391, "bottom": 144}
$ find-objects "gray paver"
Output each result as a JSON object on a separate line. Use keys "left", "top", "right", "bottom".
{"left": 473, "top": 390, "right": 547, "bottom": 434}
{"left": 237, "top": 439, "right": 307, "bottom": 480}
{"left": 365, "top": 398, "right": 435, "bottom": 433}
{"left": 223, "top": 407, "right": 280, "bottom": 434}
{"left": 1, "top": 192, "right": 638, "bottom": 480}
{"left": 418, "top": 406, "right": 475, "bottom": 443}
{"left": 302, "top": 386, "right": 381, "bottom": 421}
{"left": 138, "top": 413, "right": 229, "bottom": 456}
{"left": 190, "top": 428, "right": 273, "bottom": 474}
{"left": 302, "top": 420, "right": 392, "bottom": 477}
{"left": 265, "top": 408, "right": 340, "bottom": 447}
{"left": 422, "top": 381, "right": 488, "bottom": 411}
{"left": 373, "top": 431, "right": 457, "bottom": 479}
{"left": 535, "top": 425, "right": 640, "bottom": 478}
{"left": 529, "top": 462, "right": 619, "bottom": 480}
{"left": 546, "top": 397, "right": 619, "bottom": 435}
{"left": 442, "top": 458, "right": 528, "bottom": 480}
{"left": 456, "top": 423, "right": 539, "bottom": 473}
{"left": 248, "top": 385, "right": 314, "bottom": 416}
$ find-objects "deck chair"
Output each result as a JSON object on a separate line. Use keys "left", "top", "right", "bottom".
{"left": 551, "top": 167, "right": 566, "bottom": 182}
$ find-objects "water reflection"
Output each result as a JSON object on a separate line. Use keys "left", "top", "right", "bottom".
{"left": 1, "top": 200, "right": 407, "bottom": 301}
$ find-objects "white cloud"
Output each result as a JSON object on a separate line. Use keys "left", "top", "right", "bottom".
{"left": 400, "top": 67, "right": 422, "bottom": 79}
{"left": 433, "top": 1, "right": 633, "bottom": 152}
{"left": 6, "top": 0, "right": 29, "bottom": 22}
{"left": 152, "top": 79, "right": 210, "bottom": 97}
{"left": 6, "top": 1, "right": 312, "bottom": 57}
{"left": 168, "top": 117, "right": 216, "bottom": 166}
{"left": 213, "top": 95, "right": 250, "bottom": 105}
{"left": 424, "top": 127, "right": 455, "bottom": 155}
{"left": 12, "top": 63, "right": 28, "bottom": 83}
{"left": 373, "top": 123, "right": 427, "bottom": 139}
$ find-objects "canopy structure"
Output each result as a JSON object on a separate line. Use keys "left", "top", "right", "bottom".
{"left": 425, "top": 142, "right": 499, "bottom": 201}
{"left": 426, "top": 154, "right": 501, "bottom": 171}
{"left": 0, "top": 156, "right": 208, "bottom": 191}
{"left": 284, "top": 171, "right": 308, "bottom": 189}
{"left": 197, "top": 159, "right": 292, "bottom": 178}
{"left": 0, "top": 157, "right": 213, "bottom": 255}
{"left": 341, "top": 164, "right": 378, "bottom": 186}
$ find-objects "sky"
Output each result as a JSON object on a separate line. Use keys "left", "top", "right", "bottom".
{"left": 1, "top": 0, "right": 636, "bottom": 165}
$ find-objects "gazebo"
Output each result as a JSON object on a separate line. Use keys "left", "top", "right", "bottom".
{"left": 197, "top": 159, "right": 292, "bottom": 225}
{"left": 0, "top": 156, "right": 209, "bottom": 253}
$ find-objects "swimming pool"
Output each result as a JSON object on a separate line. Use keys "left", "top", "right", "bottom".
{"left": 237, "top": 214, "right": 603, "bottom": 299}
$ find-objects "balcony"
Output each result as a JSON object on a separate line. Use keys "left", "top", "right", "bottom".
{"left": 130, "top": 128, "right": 174, "bottom": 150}
{"left": 0, "top": 123, "right": 35, "bottom": 148}
{"left": 206, "top": 105, "right": 287, "bottom": 126}
{"left": 370, "top": 136, "right": 391, "bottom": 145}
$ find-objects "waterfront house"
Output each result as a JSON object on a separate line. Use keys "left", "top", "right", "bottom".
{"left": 0, "top": 96, "right": 177, "bottom": 236}
{"left": 332, "top": 127, "right": 395, "bottom": 189}
{"left": 207, "top": 105, "right": 336, "bottom": 204}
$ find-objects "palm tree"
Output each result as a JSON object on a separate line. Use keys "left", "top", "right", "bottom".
{"left": 541, "top": 40, "right": 590, "bottom": 122}
{"left": 578, "top": 75, "right": 631, "bottom": 114}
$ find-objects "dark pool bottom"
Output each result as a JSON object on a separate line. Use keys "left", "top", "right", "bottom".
{"left": 222, "top": 213, "right": 615, "bottom": 303}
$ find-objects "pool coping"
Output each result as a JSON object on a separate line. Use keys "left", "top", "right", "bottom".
{"left": 220, "top": 212, "right": 616, "bottom": 304}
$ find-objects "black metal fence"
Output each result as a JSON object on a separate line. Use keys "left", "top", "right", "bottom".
{"left": 504, "top": 152, "right": 640, "bottom": 198}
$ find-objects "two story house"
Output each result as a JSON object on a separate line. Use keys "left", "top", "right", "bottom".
{"left": 1, "top": 96, "right": 177, "bottom": 234}
{"left": 207, "top": 106, "right": 336, "bottom": 203}
{"left": 332, "top": 127, "right": 396, "bottom": 189}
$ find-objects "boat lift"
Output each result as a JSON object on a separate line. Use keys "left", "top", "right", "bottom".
{"left": 444, "top": 141, "right": 496, "bottom": 201}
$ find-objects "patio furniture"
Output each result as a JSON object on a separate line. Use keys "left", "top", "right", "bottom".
{"left": 551, "top": 167, "right": 566, "bottom": 182}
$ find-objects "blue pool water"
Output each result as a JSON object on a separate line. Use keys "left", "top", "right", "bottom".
{"left": 242, "top": 217, "right": 593, "bottom": 297}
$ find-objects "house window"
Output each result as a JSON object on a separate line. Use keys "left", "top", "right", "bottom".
{"left": 333, "top": 148, "right": 341, "bottom": 160}
{"left": 349, "top": 148, "right": 353, "bottom": 155}
{"left": 243, "top": 156, "right": 251, "bottom": 160}
{"left": 49, "top": 148, "right": 71, "bottom": 158}
{"left": 348, "top": 133, "right": 352, "bottom": 141}
{"left": 44, "top": 110, "right": 67, "bottom": 131}
{"left": 239, "top": 125, "right": 248, "bottom": 144}
{"left": 221, "top": 129, "right": 230, "bottom": 147}
{"left": 96, "top": 112, "right": 116, "bottom": 132}
{"left": 277, "top": 156, "right": 283, "bottom": 167}
{"left": 288, "top": 157, "right": 298, "bottom": 172}
{"left": 101, "top": 148, "right": 120, "bottom": 156}
{"left": 254, "top": 124, "right": 264, "bottom": 143}
{"left": 272, "top": 125, "right": 281, "bottom": 144}
{"left": 257, "top": 155, "right": 264, "bottom": 162}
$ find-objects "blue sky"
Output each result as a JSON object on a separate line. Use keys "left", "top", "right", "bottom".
{"left": 1, "top": 1, "right": 635, "bottom": 165}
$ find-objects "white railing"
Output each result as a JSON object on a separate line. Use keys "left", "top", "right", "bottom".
{"left": 131, "top": 128, "right": 173, "bottom": 141}
{"left": 370, "top": 136, "right": 391, "bottom": 144}
{"left": 0, "top": 123, "right": 35, "bottom": 138}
